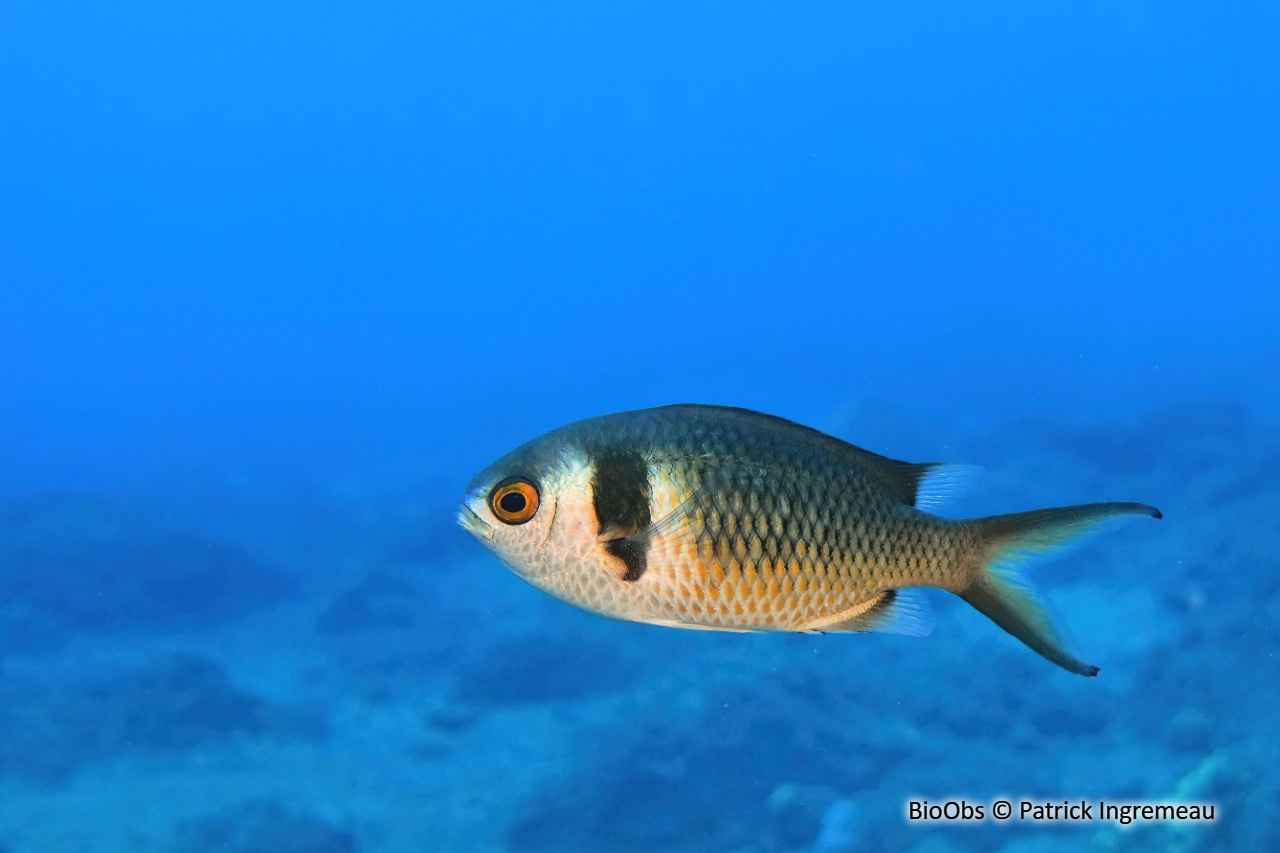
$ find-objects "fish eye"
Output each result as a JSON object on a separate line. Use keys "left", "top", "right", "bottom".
{"left": 489, "top": 477, "right": 540, "bottom": 525}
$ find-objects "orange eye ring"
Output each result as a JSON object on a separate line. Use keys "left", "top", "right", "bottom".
{"left": 489, "top": 477, "right": 540, "bottom": 525}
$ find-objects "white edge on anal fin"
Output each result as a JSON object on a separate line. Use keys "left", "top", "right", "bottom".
{"left": 863, "top": 588, "right": 934, "bottom": 637}
{"left": 803, "top": 588, "right": 935, "bottom": 637}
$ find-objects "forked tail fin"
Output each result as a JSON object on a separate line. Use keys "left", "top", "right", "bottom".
{"left": 962, "top": 502, "right": 1162, "bottom": 676}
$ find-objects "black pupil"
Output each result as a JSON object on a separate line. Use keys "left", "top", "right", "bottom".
{"left": 499, "top": 490, "right": 527, "bottom": 514}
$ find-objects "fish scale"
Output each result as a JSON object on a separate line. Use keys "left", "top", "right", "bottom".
{"left": 629, "top": 422, "right": 960, "bottom": 632}
{"left": 460, "top": 404, "right": 1161, "bottom": 675}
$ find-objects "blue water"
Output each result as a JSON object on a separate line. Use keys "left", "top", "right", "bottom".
{"left": 0, "top": 3, "right": 1275, "bottom": 851}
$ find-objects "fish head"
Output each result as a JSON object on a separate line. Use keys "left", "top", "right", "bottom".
{"left": 458, "top": 429, "right": 604, "bottom": 588}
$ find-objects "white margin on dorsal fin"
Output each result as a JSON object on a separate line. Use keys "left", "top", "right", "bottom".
{"left": 914, "top": 463, "right": 983, "bottom": 511}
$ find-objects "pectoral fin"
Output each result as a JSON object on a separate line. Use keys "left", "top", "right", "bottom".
{"left": 602, "top": 484, "right": 706, "bottom": 583}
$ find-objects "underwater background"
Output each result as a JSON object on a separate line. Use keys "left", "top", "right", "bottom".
{"left": 1, "top": 2, "right": 1277, "bottom": 851}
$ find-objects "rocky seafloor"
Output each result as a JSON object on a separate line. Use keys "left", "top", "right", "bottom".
{"left": 0, "top": 402, "right": 1275, "bottom": 852}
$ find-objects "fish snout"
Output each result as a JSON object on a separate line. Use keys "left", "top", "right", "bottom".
{"left": 456, "top": 499, "right": 495, "bottom": 541}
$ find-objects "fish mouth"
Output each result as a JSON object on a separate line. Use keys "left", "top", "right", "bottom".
{"left": 456, "top": 500, "right": 494, "bottom": 541}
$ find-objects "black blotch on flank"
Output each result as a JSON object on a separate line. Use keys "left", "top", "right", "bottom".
{"left": 592, "top": 450, "right": 652, "bottom": 535}
{"left": 592, "top": 450, "right": 652, "bottom": 581}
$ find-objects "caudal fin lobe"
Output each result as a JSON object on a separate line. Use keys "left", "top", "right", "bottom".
{"left": 961, "top": 502, "right": 1162, "bottom": 677}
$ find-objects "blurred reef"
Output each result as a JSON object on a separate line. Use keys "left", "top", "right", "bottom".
{"left": 0, "top": 404, "right": 1276, "bottom": 852}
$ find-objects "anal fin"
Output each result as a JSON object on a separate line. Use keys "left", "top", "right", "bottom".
{"left": 805, "top": 589, "right": 934, "bottom": 637}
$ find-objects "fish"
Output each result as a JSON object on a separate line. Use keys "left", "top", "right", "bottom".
{"left": 457, "top": 404, "right": 1161, "bottom": 676}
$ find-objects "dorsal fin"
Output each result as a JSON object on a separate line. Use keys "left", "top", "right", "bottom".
{"left": 856, "top": 456, "right": 941, "bottom": 506}
{"left": 855, "top": 457, "right": 978, "bottom": 509}
{"left": 647, "top": 405, "right": 974, "bottom": 509}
